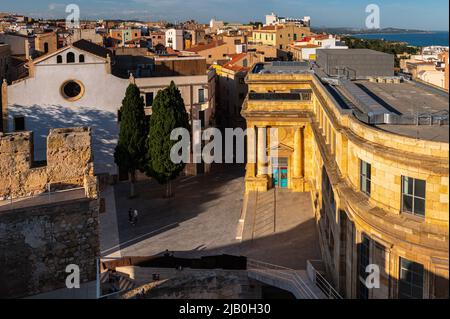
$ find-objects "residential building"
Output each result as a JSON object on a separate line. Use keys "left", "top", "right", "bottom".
{"left": 291, "top": 35, "right": 348, "bottom": 61}
{"left": 243, "top": 61, "right": 449, "bottom": 299}
{"left": 251, "top": 24, "right": 313, "bottom": 51}
{"left": 67, "top": 28, "right": 104, "bottom": 46}
{"left": 265, "top": 12, "right": 311, "bottom": 27}
{"left": 0, "top": 33, "right": 35, "bottom": 59}
{"left": 109, "top": 28, "right": 142, "bottom": 47}
{"left": 149, "top": 31, "right": 166, "bottom": 48}
{"left": 213, "top": 52, "right": 263, "bottom": 129}
{"left": 184, "top": 40, "right": 234, "bottom": 65}
{"left": 34, "top": 31, "right": 58, "bottom": 55}
{"left": 165, "top": 29, "right": 184, "bottom": 51}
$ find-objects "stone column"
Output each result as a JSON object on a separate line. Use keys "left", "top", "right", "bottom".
{"left": 293, "top": 127, "right": 301, "bottom": 178}
{"left": 300, "top": 127, "right": 304, "bottom": 177}
{"left": 257, "top": 126, "right": 267, "bottom": 177}
{"left": 247, "top": 126, "right": 256, "bottom": 177}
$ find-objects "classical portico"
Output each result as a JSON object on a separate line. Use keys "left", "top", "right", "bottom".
{"left": 244, "top": 123, "right": 309, "bottom": 193}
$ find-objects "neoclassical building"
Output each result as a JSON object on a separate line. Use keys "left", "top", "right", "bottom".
{"left": 242, "top": 61, "right": 449, "bottom": 299}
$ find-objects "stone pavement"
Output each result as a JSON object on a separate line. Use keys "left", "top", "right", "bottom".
{"left": 99, "top": 165, "right": 321, "bottom": 271}
{"left": 100, "top": 165, "right": 245, "bottom": 258}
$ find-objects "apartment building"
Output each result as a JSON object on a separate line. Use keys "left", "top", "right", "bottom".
{"left": 109, "top": 28, "right": 142, "bottom": 47}
{"left": 165, "top": 29, "right": 185, "bottom": 51}
{"left": 243, "top": 61, "right": 449, "bottom": 299}
{"left": 34, "top": 31, "right": 58, "bottom": 55}
{"left": 251, "top": 24, "right": 313, "bottom": 51}
{"left": 213, "top": 52, "right": 263, "bottom": 129}
{"left": 149, "top": 31, "right": 166, "bottom": 48}
{"left": 184, "top": 40, "right": 234, "bottom": 65}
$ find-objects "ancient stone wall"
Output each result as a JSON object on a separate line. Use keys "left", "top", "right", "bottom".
{"left": 0, "top": 198, "right": 99, "bottom": 299}
{"left": 0, "top": 127, "right": 95, "bottom": 200}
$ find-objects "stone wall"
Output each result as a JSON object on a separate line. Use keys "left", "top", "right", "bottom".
{"left": 0, "top": 127, "right": 95, "bottom": 200}
{"left": 0, "top": 198, "right": 99, "bottom": 299}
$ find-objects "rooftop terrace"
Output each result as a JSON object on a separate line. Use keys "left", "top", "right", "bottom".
{"left": 247, "top": 61, "right": 449, "bottom": 143}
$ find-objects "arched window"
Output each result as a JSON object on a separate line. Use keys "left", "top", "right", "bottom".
{"left": 56, "top": 55, "right": 63, "bottom": 64}
{"left": 67, "top": 52, "right": 75, "bottom": 63}
{"left": 44, "top": 42, "right": 49, "bottom": 53}
{"left": 79, "top": 54, "right": 85, "bottom": 63}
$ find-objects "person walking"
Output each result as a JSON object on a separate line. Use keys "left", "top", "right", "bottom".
{"left": 132, "top": 209, "right": 138, "bottom": 226}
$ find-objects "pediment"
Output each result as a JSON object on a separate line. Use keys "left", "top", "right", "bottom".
{"left": 267, "top": 142, "right": 294, "bottom": 153}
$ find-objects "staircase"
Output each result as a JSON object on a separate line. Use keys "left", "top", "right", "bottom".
{"left": 247, "top": 259, "right": 326, "bottom": 299}
{"left": 100, "top": 270, "right": 139, "bottom": 298}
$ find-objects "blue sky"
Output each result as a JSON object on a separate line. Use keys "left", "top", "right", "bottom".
{"left": 2, "top": 0, "right": 449, "bottom": 30}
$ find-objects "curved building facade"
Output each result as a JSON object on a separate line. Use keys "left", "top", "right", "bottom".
{"left": 242, "top": 62, "right": 449, "bottom": 299}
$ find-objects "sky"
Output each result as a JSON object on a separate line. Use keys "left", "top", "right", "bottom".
{"left": 1, "top": 0, "right": 449, "bottom": 30}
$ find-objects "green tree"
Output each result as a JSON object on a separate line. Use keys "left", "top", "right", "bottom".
{"left": 146, "top": 81, "right": 190, "bottom": 198}
{"left": 114, "top": 84, "right": 147, "bottom": 198}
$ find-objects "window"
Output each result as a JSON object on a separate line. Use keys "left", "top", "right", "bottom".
{"left": 61, "top": 80, "right": 84, "bottom": 101}
{"left": 198, "top": 88, "right": 205, "bottom": 103}
{"left": 359, "top": 235, "right": 370, "bottom": 279}
{"left": 56, "top": 55, "right": 63, "bottom": 64}
{"left": 79, "top": 54, "right": 85, "bottom": 63}
{"left": 360, "top": 160, "right": 371, "bottom": 196}
{"left": 401, "top": 176, "right": 426, "bottom": 217}
{"left": 67, "top": 52, "right": 75, "bottom": 63}
{"left": 399, "top": 258, "right": 424, "bottom": 299}
{"left": 358, "top": 235, "right": 370, "bottom": 299}
{"left": 14, "top": 116, "right": 25, "bottom": 131}
{"left": 44, "top": 42, "right": 49, "bottom": 53}
{"left": 199, "top": 110, "right": 205, "bottom": 128}
{"left": 145, "top": 92, "right": 154, "bottom": 107}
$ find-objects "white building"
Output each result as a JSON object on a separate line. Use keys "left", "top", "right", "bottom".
{"left": 265, "top": 12, "right": 311, "bottom": 27}
{"left": 3, "top": 40, "right": 216, "bottom": 175}
{"left": 292, "top": 35, "right": 348, "bottom": 60}
{"left": 165, "top": 29, "right": 184, "bottom": 51}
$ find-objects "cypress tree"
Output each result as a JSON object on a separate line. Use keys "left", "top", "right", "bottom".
{"left": 147, "top": 81, "right": 190, "bottom": 197}
{"left": 114, "top": 84, "right": 147, "bottom": 197}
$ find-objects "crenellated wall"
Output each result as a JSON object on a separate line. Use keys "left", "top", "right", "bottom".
{"left": 0, "top": 127, "right": 96, "bottom": 200}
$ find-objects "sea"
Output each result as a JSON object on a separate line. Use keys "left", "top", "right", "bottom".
{"left": 353, "top": 31, "right": 449, "bottom": 47}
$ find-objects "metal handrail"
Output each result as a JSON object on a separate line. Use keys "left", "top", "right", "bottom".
{"left": 306, "top": 260, "right": 342, "bottom": 299}
{"left": 247, "top": 259, "right": 319, "bottom": 299}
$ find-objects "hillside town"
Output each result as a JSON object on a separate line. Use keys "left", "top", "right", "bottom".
{"left": 0, "top": 8, "right": 449, "bottom": 301}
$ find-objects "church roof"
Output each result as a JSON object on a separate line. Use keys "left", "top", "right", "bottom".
{"left": 72, "top": 39, "right": 111, "bottom": 59}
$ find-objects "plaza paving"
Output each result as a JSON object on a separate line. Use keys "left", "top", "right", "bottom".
{"left": 99, "top": 164, "right": 321, "bottom": 270}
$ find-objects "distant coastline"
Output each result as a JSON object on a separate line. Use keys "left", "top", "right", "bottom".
{"left": 351, "top": 31, "right": 449, "bottom": 47}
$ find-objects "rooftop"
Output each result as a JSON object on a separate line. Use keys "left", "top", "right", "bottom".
{"left": 353, "top": 80, "right": 449, "bottom": 142}
{"left": 318, "top": 48, "right": 393, "bottom": 56}
{"left": 252, "top": 61, "right": 312, "bottom": 74}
